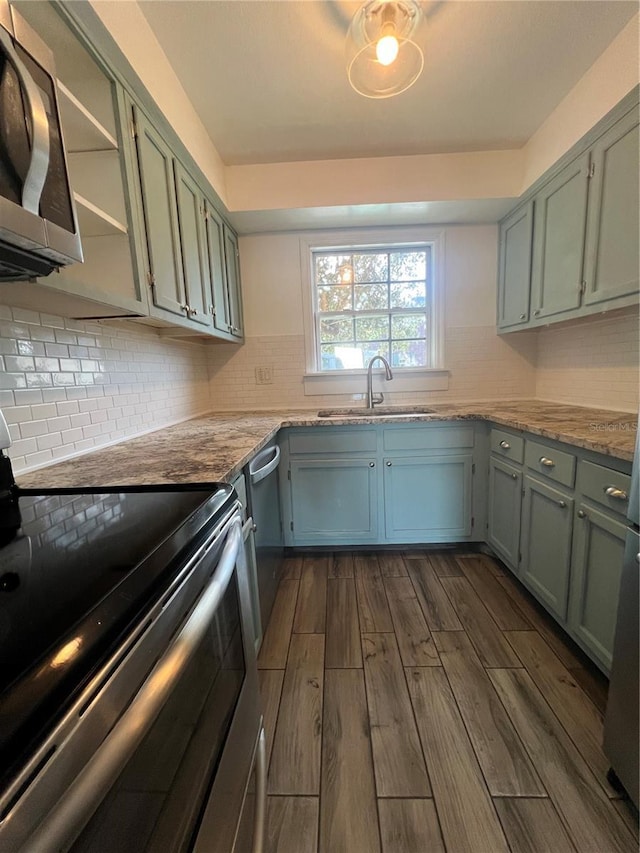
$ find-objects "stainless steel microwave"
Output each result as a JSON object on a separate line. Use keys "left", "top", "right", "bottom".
{"left": 0, "top": 0, "right": 82, "bottom": 281}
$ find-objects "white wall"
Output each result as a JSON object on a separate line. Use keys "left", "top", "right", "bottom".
{"left": 89, "top": 0, "right": 228, "bottom": 205}
{"left": 521, "top": 13, "right": 640, "bottom": 191}
{"left": 207, "top": 226, "right": 538, "bottom": 409}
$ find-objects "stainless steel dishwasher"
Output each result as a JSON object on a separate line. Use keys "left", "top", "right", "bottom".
{"left": 247, "top": 442, "right": 284, "bottom": 635}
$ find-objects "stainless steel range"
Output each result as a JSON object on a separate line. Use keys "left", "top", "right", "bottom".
{"left": 0, "top": 418, "right": 265, "bottom": 852}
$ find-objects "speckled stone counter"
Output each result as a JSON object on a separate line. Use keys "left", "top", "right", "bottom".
{"left": 17, "top": 400, "right": 637, "bottom": 489}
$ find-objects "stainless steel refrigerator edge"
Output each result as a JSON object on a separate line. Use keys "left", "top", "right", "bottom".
{"left": 603, "top": 421, "right": 639, "bottom": 809}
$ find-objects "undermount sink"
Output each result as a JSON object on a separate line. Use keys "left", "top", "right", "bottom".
{"left": 317, "top": 406, "right": 438, "bottom": 418}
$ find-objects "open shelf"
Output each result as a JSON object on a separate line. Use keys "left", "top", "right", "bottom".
{"left": 74, "top": 193, "right": 128, "bottom": 238}
{"left": 58, "top": 81, "right": 118, "bottom": 153}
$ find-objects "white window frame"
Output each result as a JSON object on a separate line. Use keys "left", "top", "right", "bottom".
{"left": 299, "top": 227, "right": 448, "bottom": 396}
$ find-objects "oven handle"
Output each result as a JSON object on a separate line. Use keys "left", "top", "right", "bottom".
{"left": 19, "top": 517, "right": 243, "bottom": 853}
{"left": 0, "top": 26, "right": 50, "bottom": 215}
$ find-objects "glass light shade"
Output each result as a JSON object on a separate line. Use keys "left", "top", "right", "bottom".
{"left": 346, "top": 0, "right": 425, "bottom": 99}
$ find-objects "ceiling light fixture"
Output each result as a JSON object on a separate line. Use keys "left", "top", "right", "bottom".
{"left": 346, "top": 0, "right": 425, "bottom": 99}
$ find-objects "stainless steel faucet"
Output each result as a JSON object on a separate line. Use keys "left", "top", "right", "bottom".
{"left": 366, "top": 355, "right": 393, "bottom": 408}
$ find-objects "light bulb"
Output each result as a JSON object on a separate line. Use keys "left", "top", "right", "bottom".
{"left": 376, "top": 33, "right": 399, "bottom": 66}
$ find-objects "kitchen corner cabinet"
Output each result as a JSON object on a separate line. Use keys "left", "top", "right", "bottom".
{"left": 204, "top": 204, "right": 242, "bottom": 340}
{"left": 497, "top": 92, "right": 639, "bottom": 333}
{"left": 497, "top": 201, "right": 533, "bottom": 329}
{"left": 1, "top": 0, "right": 148, "bottom": 319}
{"left": 520, "top": 475, "right": 574, "bottom": 620}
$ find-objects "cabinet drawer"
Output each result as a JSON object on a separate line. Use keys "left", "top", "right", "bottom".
{"left": 382, "top": 425, "right": 474, "bottom": 452}
{"left": 525, "top": 439, "right": 576, "bottom": 488}
{"left": 490, "top": 428, "right": 524, "bottom": 464}
{"left": 288, "top": 429, "right": 377, "bottom": 455}
{"left": 578, "top": 461, "right": 631, "bottom": 516}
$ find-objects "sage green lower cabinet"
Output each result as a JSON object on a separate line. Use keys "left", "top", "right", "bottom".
{"left": 383, "top": 454, "right": 473, "bottom": 541}
{"left": 487, "top": 457, "right": 522, "bottom": 569}
{"left": 520, "top": 475, "right": 574, "bottom": 620}
{"left": 569, "top": 503, "right": 627, "bottom": 671}
{"left": 289, "top": 458, "right": 378, "bottom": 544}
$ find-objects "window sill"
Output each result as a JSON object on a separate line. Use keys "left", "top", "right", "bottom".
{"left": 302, "top": 367, "right": 450, "bottom": 396}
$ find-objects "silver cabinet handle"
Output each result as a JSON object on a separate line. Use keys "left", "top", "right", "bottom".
{"left": 636, "top": 553, "right": 640, "bottom": 565}
{"left": 604, "top": 486, "right": 628, "bottom": 501}
{"left": 499, "top": 440, "right": 511, "bottom": 450}
{"left": 558, "top": 500, "right": 567, "bottom": 508}
{"left": 369, "top": 462, "right": 376, "bottom": 468}
{"left": 533, "top": 309, "right": 541, "bottom": 316}
{"left": 577, "top": 509, "right": 587, "bottom": 519}
{"left": 511, "top": 473, "right": 518, "bottom": 480}
{"left": 519, "top": 313, "right": 526, "bottom": 320}
{"left": 22, "top": 518, "right": 242, "bottom": 852}
{"left": 385, "top": 461, "right": 392, "bottom": 467}
{"left": 539, "top": 456, "right": 555, "bottom": 468}
{"left": 0, "top": 27, "right": 50, "bottom": 214}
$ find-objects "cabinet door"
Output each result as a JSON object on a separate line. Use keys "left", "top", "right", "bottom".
{"left": 488, "top": 457, "right": 522, "bottom": 569}
{"left": 520, "top": 476, "right": 574, "bottom": 620}
{"left": 204, "top": 201, "right": 232, "bottom": 334}
{"left": 530, "top": 153, "right": 589, "bottom": 320}
{"left": 173, "top": 162, "right": 212, "bottom": 328}
{"left": 498, "top": 201, "right": 533, "bottom": 328}
{"left": 569, "top": 503, "right": 627, "bottom": 672}
{"left": 383, "top": 454, "right": 473, "bottom": 542}
{"left": 289, "top": 459, "right": 378, "bottom": 543}
{"left": 223, "top": 225, "right": 244, "bottom": 339}
{"left": 133, "top": 108, "right": 186, "bottom": 317}
{"left": 583, "top": 110, "right": 640, "bottom": 307}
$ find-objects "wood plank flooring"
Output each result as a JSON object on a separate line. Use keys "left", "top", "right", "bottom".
{"left": 258, "top": 550, "right": 638, "bottom": 853}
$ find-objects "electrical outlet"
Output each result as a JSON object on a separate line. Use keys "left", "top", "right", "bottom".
{"left": 255, "top": 366, "right": 273, "bottom": 385}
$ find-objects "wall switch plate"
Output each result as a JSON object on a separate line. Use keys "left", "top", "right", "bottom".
{"left": 255, "top": 366, "right": 273, "bottom": 385}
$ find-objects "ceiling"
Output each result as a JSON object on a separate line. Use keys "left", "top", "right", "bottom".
{"left": 139, "top": 0, "right": 637, "bottom": 166}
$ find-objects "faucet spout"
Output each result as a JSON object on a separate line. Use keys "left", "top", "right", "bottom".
{"left": 366, "top": 356, "right": 393, "bottom": 408}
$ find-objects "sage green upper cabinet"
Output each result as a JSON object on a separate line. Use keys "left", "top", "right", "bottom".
{"left": 224, "top": 226, "right": 244, "bottom": 339}
{"left": 583, "top": 110, "right": 640, "bottom": 307}
{"left": 497, "top": 91, "right": 639, "bottom": 333}
{"left": 530, "top": 152, "right": 589, "bottom": 321}
{"left": 203, "top": 201, "right": 231, "bottom": 336}
{"left": 497, "top": 201, "right": 533, "bottom": 329}
{"left": 173, "top": 163, "right": 212, "bottom": 329}
{"left": 132, "top": 106, "right": 186, "bottom": 320}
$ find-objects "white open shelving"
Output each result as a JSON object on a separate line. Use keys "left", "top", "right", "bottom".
{"left": 57, "top": 81, "right": 118, "bottom": 153}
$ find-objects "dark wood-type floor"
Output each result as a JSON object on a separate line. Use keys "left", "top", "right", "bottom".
{"left": 257, "top": 550, "right": 639, "bottom": 853}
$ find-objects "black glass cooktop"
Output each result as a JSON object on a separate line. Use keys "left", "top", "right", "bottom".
{"left": 0, "top": 484, "right": 235, "bottom": 789}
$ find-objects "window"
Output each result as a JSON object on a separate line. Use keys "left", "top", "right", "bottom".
{"left": 312, "top": 245, "right": 434, "bottom": 372}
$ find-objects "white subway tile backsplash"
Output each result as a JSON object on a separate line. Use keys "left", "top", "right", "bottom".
{"left": 0, "top": 307, "right": 211, "bottom": 473}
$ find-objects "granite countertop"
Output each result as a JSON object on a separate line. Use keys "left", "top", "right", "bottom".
{"left": 17, "top": 400, "right": 637, "bottom": 489}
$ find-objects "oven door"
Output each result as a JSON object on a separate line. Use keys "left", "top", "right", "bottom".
{"left": 1, "top": 508, "right": 264, "bottom": 853}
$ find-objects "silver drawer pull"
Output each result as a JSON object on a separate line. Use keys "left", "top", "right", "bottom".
{"left": 604, "top": 486, "right": 628, "bottom": 501}
{"left": 558, "top": 500, "right": 567, "bottom": 509}
{"left": 369, "top": 462, "right": 376, "bottom": 468}
{"left": 499, "top": 440, "right": 511, "bottom": 450}
{"left": 577, "top": 509, "right": 587, "bottom": 519}
{"left": 539, "top": 456, "right": 555, "bottom": 468}
{"left": 511, "top": 473, "right": 518, "bottom": 480}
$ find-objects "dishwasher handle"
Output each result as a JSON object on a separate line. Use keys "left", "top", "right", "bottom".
{"left": 19, "top": 517, "right": 243, "bottom": 853}
{"left": 249, "top": 445, "right": 280, "bottom": 485}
